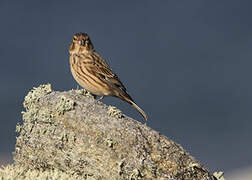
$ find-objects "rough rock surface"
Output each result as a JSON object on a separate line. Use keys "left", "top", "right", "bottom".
{"left": 4, "top": 84, "right": 218, "bottom": 179}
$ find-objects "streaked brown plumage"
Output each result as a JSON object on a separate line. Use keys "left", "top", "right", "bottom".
{"left": 69, "top": 32, "right": 148, "bottom": 120}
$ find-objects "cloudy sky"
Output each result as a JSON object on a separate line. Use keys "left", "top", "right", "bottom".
{"left": 1, "top": 0, "right": 252, "bottom": 173}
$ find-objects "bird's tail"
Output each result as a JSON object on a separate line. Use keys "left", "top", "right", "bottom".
{"left": 130, "top": 101, "right": 148, "bottom": 121}
{"left": 114, "top": 89, "right": 148, "bottom": 121}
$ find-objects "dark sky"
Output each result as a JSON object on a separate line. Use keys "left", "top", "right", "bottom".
{"left": 1, "top": 0, "right": 252, "bottom": 173}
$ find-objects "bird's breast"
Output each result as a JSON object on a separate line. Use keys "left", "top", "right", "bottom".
{"left": 70, "top": 55, "right": 112, "bottom": 96}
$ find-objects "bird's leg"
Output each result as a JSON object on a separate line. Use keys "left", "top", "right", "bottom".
{"left": 94, "top": 96, "right": 104, "bottom": 104}
{"left": 97, "top": 96, "right": 104, "bottom": 101}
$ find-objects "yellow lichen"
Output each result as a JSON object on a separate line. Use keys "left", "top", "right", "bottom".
{"left": 105, "top": 138, "right": 114, "bottom": 148}
{"left": 23, "top": 84, "right": 52, "bottom": 109}
{"left": 0, "top": 165, "right": 82, "bottom": 180}
{"left": 55, "top": 96, "right": 75, "bottom": 115}
{"left": 16, "top": 123, "right": 22, "bottom": 133}
{"left": 107, "top": 106, "right": 123, "bottom": 118}
{"left": 74, "top": 89, "right": 93, "bottom": 97}
{"left": 129, "top": 168, "right": 144, "bottom": 180}
{"left": 38, "top": 108, "right": 54, "bottom": 123}
{"left": 21, "top": 105, "right": 39, "bottom": 123}
{"left": 213, "top": 171, "right": 225, "bottom": 180}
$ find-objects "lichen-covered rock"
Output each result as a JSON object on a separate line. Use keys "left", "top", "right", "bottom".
{"left": 55, "top": 95, "right": 75, "bottom": 115}
{"left": 0, "top": 165, "right": 82, "bottom": 180}
{"left": 23, "top": 84, "right": 52, "bottom": 109}
{"left": 213, "top": 171, "right": 225, "bottom": 180}
{"left": 107, "top": 105, "right": 123, "bottom": 118}
{"left": 12, "top": 84, "right": 217, "bottom": 180}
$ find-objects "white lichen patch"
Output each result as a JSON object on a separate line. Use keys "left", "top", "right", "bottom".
{"left": 107, "top": 106, "right": 123, "bottom": 118}
{"left": 189, "top": 162, "right": 201, "bottom": 169}
{"left": 16, "top": 123, "right": 22, "bottom": 133}
{"left": 0, "top": 164, "right": 82, "bottom": 180}
{"left": 75, "top": 89, "right": 93, "bottom": 97}
{"left": 129, "top": 168, "right": 144, "bottom": 179}
{"left": 105, "top": 138, "right": 114, "bottom": 148}
{"left": 21, "top": 105, "right": 39, "bottom": 123}
{"left": 55, "top": 96, "right": 75, "bottom": 115}
{"left": 213, "top": 171, "right": 225, "bottom": 180}
{"left": 24, "top": 84, "right": 52, "bottom": 109}
{"left": 38, "top": 108, "right": 54, "bottom": 123}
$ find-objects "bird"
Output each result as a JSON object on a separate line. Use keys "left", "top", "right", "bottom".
{"left": 69, "top": 32, "right": 148, "bottom": 120}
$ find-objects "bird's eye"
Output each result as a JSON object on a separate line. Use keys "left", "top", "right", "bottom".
{"left": 78, "top": 40, "right": 85, "bottom": 45}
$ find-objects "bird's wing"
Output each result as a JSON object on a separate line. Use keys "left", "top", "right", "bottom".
{"left": 84, "top": 52, "right": 127, "bottom": 92}
{"left": 95, "top": 62, "right": 127, "bottom": 92}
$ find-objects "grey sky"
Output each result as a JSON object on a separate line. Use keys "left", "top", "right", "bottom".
{"left": 1, "top": 0, "right": 252, "bottom": 172}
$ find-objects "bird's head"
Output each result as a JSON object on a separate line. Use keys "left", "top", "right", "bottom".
{"left": 69, "top": 32, "right": 94, "bottom": 54}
